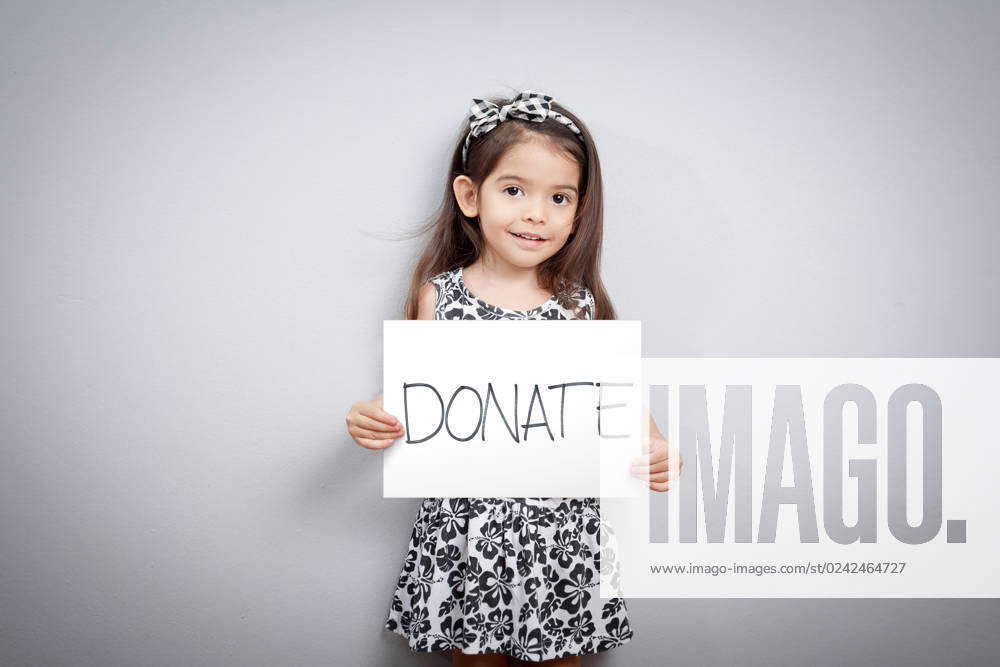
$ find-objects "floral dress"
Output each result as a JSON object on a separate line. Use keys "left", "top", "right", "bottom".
{"left": 383, "top": 266, "right": 633, "bottom": 662}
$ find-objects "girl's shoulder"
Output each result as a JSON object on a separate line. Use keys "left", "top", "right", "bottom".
{"left": 562, "top": 279, "right": 596, "bottom": 320}
{"left": 428, "top": 267, "right": 459, "bottom": 288}
{"left": 426, "top": 268, "right": 460, "bottom": 304}
{"left": 423, "top": 268, "right": 462, "bottom": 318}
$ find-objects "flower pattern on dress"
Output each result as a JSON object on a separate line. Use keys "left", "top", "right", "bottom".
{"left": 432, "top": 266, "right": 595, "bottom": 321}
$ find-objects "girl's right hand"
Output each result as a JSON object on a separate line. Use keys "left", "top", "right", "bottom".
{"left": 346, "top": 393, "right": 405, "bottom": 449}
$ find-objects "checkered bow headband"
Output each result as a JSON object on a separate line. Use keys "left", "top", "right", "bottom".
{"left": 461, "top": 90, "right": 583, "bottom": 169}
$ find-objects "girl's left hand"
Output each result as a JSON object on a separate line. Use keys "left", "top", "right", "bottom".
{"left": 630, "top": 434, "right": 684, "bottom": 492}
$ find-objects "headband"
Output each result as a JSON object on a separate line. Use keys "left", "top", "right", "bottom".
{"left": 461, "top": 90, "right": 583, "bottom": 170}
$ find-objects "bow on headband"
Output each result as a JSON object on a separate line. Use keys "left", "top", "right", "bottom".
{"left": 461, "top": 90, "right": 583, "bottom": 169}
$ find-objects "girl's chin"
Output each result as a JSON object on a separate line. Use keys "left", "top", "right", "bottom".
{"left": 492, "top": 252, "right": 549, "bottom": 270}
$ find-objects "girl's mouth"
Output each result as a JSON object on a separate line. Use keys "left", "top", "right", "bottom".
{"left": 509, "top": 231, "right": 546, "bottom": 248}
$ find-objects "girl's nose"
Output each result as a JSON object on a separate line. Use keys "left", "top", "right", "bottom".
{"left": 523, "top": 198, "right": 545, "bottom": 223}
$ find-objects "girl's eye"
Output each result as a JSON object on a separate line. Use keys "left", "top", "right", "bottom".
{"left": 503, "top": 185, "right": 572, "bottom": 205}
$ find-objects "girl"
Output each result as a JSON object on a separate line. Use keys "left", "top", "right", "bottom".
{"left": 346, "top": 90, "right": 680, "bottom": 665}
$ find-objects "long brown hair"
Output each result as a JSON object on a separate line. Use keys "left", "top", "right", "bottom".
{"left": 400, "top": 92, "right": 616, "bottom": 320}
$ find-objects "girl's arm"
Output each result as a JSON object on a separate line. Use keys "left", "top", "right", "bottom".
{"left": 415, "top": 281, "right": 436, "bottom": 321}
{"left": 345, "top": 282, "right": 437, "bottom": 449}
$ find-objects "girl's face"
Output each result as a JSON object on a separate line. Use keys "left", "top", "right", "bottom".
{"left": 453, "top": 137, "right": 581, "bottom": 270}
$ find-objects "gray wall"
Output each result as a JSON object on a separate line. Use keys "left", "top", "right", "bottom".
{"left": 2, "top": 1, "right": 997, "bottom": 665}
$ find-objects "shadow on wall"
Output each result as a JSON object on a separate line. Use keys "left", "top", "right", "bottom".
{"left": 592, "top": 125, "right": 735, "bottom": 353}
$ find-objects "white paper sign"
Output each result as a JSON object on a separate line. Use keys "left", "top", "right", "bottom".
{"left": 382, "top": 320, "right": 645, "bottom": 498}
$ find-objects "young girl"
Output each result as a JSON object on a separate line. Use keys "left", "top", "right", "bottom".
{"left": 346, "top": 90, "right": 679, "bottom": 665}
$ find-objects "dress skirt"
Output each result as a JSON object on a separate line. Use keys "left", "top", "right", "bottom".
{"left": 384, "top": 496, "right": 633, "bottom": 661}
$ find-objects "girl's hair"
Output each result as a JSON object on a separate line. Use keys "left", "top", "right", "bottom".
{"left": 400, "top": 92, "right": 617, "bottom": 320}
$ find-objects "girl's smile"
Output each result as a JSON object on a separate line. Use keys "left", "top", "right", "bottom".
{"left": 508, "top": 230, "right": 547, "bottom": 248}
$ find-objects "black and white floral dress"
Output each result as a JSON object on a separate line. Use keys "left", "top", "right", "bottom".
{"left": 384, "top": 266, "right": 633, "bottom": 662}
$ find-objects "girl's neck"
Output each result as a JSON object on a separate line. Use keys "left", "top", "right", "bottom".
{"left": 464, "top": 252, "right": 542, "bottom": 292}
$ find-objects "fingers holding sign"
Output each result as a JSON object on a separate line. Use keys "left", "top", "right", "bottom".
{"left": 346, "top": 393, "right": 405, "bottom": 450}
{"left": 630, "top": 433, "right": 684, "bottom": 492}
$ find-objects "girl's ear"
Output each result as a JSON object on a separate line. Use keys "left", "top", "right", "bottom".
{"left": 452, "top": 175, "right": 479, "bottom": 218}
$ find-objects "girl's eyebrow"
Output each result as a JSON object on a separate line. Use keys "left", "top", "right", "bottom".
{"left": 495, "top": 174, "right": 578, "bottom": 194}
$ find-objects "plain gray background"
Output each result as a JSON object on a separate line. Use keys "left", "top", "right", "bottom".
{"left": 2, "top": 1, "right": 998, "bottom": 665}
